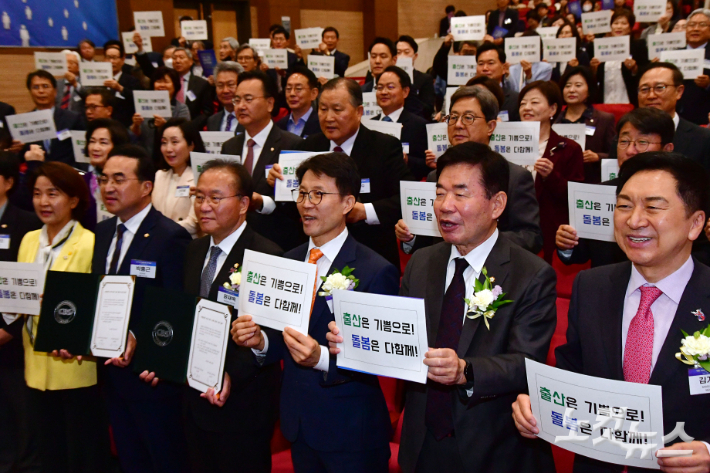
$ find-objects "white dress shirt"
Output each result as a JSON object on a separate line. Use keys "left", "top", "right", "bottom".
{"left": 672, "top": 111, "right": 680, "bottom": 130}
{"left": 201, "top": 221, "right": 247, "bottom": 281}
{"left": 603, "top": 61, "right": 630, "bottom": 104}
{"left": 105, "top": 203, "right": 152, "bottom": 273}
{"left": 243, "top": 121, "right": 278, "bottom": 215}
{"left": 380, "top": 106, "right": 404, "bottom": 122}
{"left": 221, "top": 111, "right": 238, "bottom": 132}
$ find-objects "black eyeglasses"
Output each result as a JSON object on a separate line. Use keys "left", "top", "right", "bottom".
{"left": 292, "top": 189, "right": 341, "bottom": 205}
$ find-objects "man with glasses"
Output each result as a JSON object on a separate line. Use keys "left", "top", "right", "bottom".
{"left": 206, "top": 61, "right": 245, "bottom": 133}
{"left": 236, "top": 45, "right": 261, "bottom": 73}
{"left": 232, "top": 152, "right": 399, "bottom": 473}
{"left": 678, "top": 8, "right": 710, "bottom": 125}
{"left": 171, "top": 47, "right": 214, "bottom": 129}
{"left": 275, "top": 66, "right": 321, "bottom": 138}
{"left": 93, "top": 144, "right": 191, "bottom": 473}
{"left": 221, "top": 70, "right": 303, "bottom": 250}
{"left": 102, "top": 40, "right": 143, "bottom": 128}
{"left": 182, "top": 159, "right": 282, "bottom": 473}
{"left": 84, "top": 88, "right": 114, "bottom": 121}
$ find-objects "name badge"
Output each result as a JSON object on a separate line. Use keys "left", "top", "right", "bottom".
{"left": 585, "top": 125, "right": 596, "bottom": 136}
{"left": 402, "top": 142, "right": 410, "bottom": 154}
{"left": 0, "top": 122, "right": 4, "bottom": 128}
{"left": 151, "top": 62, "right": 159, "bottom": 68}
{"left": 498, "top": 110, "right": 509, "bottom": 122}
{"left": 130, "top": 259, "right": 156, "bottom": 279}
{"left": 57, "top": 129, "right": 72, "bottom": 141}
{"left": 175, "top": 185, "right": 190, "bottom": 197}
{"left": 186, "top": 90, "right": 197, "bottom": 102}
{"left": 689, "top": 367, "right": 710, "bottom": 395}
{"left": 360, "top": 178, "right": 371, "bottom": 194}
{"left": 0, "top": 234, "right": 9, "bottom": 250}
{"left": 217, "top": 287, "right": 239, "bottom": 308}
{"left": 73, "top": 94, "right": 82, "bottom": 102}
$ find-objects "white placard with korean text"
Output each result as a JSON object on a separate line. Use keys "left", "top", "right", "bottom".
{"left": 543, "top": 37, "right": 577, "bottom": 63}
{"left": 594, "top": 36, "right": 630, "bottom": 63}
{"left": 490, "top": 121, "right": 540, "bottom": 166}
{"left": 506, "top": 36, "right": 541, "bottom": 64}
{"left": 400, "top": 181, "right": 440, "bottom": 237}
{"left": 199, "top": 131, "right": 235, "bottom": 155}
{"left": 450, "top": 16, "right": 486, "bottom": 41}
{"left": 552, "top": 124, "right": 586, "bottom": 150}
{"left": 361, "top": 119, "right": 403, "bottom": 140}
{"left": 602, "top": 159, "right": 620, "bottom": 181}
{"left": 34, "top": 52, "right": 67, "bottom": 77}
{"left": 582, "top": 11, "right": 612, "bottom": 35}
{"left": 263, "top": 49, "right": 288, "bottom": 69}
{"left": 70, "top": 130, "right": 90, "bottom": 164}
{"left": 396, "top": 56, "right": 414, "bottom": 83}
{"left": 186, "top": 299, "right": 231, "bottom": 393}
{"left": 249, "top": 38, "right": 271, "bottom": 52}
{"left": 634, "top": 0, "right": 666, "bottom": 23}
{"left": 90, "top": 276, "right": 134, "bottom": 358}
{"left": 295, "top": 27, "right": 324, "bottom": 49}
{"left": 79, "top": 62, "right": 113, "bottom": 87}
{"left": 362, "top": 92, "right": 383, "bottom": 119}
{"left": 134, "top": 11, "right": 165, "bottom": 37}
{"left": 0, "top": 262, "right": 45, "bottom": 316}
{"left": 190, "top": 152, "right": 239, "bottom": 180}
{"left": 660, "top": 49, "right": 705, "bottom": 79}
{"left": 133, "top": 91, "right": 171, "bottom": 118}
{"left": 567, "top": 182, "right": 617, "bottom": 242}
{"left": 6, "top": 110, "right": 57, "bottom": 144}
{"left": 334, "top": 290, "right": 429, "bottom": 383}
{"left": 274, "top": 152, "right": 325, "bottom": 202}
{"left": 181, "top": 20, "right": 208, "bottom": 40}
{"left": 426, "top": 122, "right": 450, "bottom": 159}
{"left": 526, "top": 359, "right": 664, "bottom": 470}
{"left": 537, "top": 26, "right": 560, "bottom": 39}
{"left": 647, "top": 32, "right": 686, "bottom": 58}
{"left": 122, "top": 32, "right": 153, "bottom": 54}
{"left": 447, "top": 56, "right": 477, "bottom": 86}
{"left": 239, "top": 250, "right": 317, "bottom": 335}
{"left": 307, "top": 55, "right": 335, "bottom": 79}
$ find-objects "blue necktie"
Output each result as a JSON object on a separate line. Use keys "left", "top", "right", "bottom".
{"left": 225, "top": 113, "right": 234, "bottom": 132}
{"left": 382, "top": 116, "right": 393, "bottom": 122}
{"left": 200, "top": 246, "right": 222, "bottom": 298}
{"left": 108, "top": 224, "right": 126, "bottom": 275}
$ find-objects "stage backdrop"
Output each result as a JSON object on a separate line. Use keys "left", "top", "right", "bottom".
{"left": 0, "top": 0, "right": 119, "bottom": 47}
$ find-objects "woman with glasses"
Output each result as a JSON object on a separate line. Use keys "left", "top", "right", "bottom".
{"left": 555, "top": 66, "right": 616, "bottom": 183}
{"left": 519, "top": 80, "right": 584, "bottom": 262}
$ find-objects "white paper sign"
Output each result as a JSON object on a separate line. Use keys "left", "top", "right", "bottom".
{"left": 133, "top": 90, "right": 171, "bottom": 118}
{"left": 239, "top": 250, "right": 317, "bottom": 335}
{"left": 582, "top": 11, "right": 612, "bottom": 35}
{"left": 134, "top": 11, "right": 165, "bottom": 37}
{"left": 249, "top": 38, "right": 271, "bottom": 52}
{"left": 34, "top": 52, "right": 67, "bottom": 77}
{"left": 199, "top": 131, "right": 235, "bottom": 154}
{"left": 333, "top": 290, "right": 429, "bottom": 383}
{"left": 181, "top": 20, "right": 208, "bottom": 40}
{"left": 426, "top": 122, "right": 450, "bottom": 158}
{"left": 70, "top": 130, "right": 89, "bottom": 164}
{"left": 308, "top": 54, "right": 335, "bottom": 79}
{"left": 275, "top": 152, "right": 324, "bottom": 202}
{"left": 543, "top": 37, "right": 577, "bottom": 63}
{"left": 0, "top": 262, "right": 45, "bottom": 316}
{"left": 122, "top": 32, "right": 152, "bottom": 54}
{"left": 634, "top": 0, "right": 667, "bottom": 23}
{"left": 90, "top": 276, "right": 134, "bottom": 358}
{"left": 537, "top": 26, "right": 560, "bottom": 39}
{"left": 187, "top": 299, "right": 231, "bottom": 393}
{"left": 6, "top": 110, "right": 57, "bottom": 144}
{"left": 601, "top": 159, "right": 620, "bottom": 181}
{"left": 567, "top": 182, "right": 617, "bottom": 242}
{"left": 594, "top": 35, "right": 630, "bottom": 63}
{"left": 395, "top": 56, "right": 414, "bottom": 83}
{"left": 295, "top": 27, "right": 324, "bottom": 49}
{"left": 79, "top": 62, "right": 113, "bottom": 87}
{"left": 400, "top": 181, "right": 440, "bottom": 237}
{"left": 361, "top": 119, "right": 403, "bottom": 140}
{"left": 490, "top": 121, "right": 540, "bottom": 166}
{"left": 660, "top": 49, "right": 705, "bottom": 79}
{"left": 526, "top": 359, "right": 664, "bottom": 470}
{"left": 552, "top": 124, "right": 586, "bottom": 150}
{"left": 362, "top": 92, "right": 383, "bottom": 119}
{"left": 647, "top": 32, "right": 686, "bottom": 58}
{"left": 447, "top": 56, "right": 477, "bottom": 86}
{"left": 263, "top": 49, "right": 288, "bottom": 69}
{"left": 443, "top": 86, "right": 458, "bottom": 114}
{"left": 506, "top": 36, "right": 541, "bottom": 64}
{"left": 190, "top": 152, "right": 239, "bottom": 180}
{"left": 450, "top": 15, "right": 486, "bottom": 41}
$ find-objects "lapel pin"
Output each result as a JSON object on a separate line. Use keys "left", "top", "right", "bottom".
{"left": 1, "top": 224, "right": 6, "bottom": 228}
{"left": 144, "top": 233, "right": 149, "bottom": 238}
{"left": 63, "top": 256, "right": 68, "bottom": 260}
{"left": 692, "top": 309, "right": 705, "bottom": 322}
{"left": 270, "top": 147, "right": 274, "bottom": 151}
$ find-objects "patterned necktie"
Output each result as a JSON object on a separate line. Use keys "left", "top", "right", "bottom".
{"left": 382, "top": 116, "right": 393, "bottom": 122}
{"left": 243, "top": 139, "right": 256, "bottom": 175}
{"left": 426, "top": 257, "right": 469, "bottom": 440}
{"left": 108, "top": 224, "right": 126, "bottom": 275}
{"left": 333, "top": 146, "right": 344, "bottom": 153}
{"left": 60, "top": 83, "right": 71, "bottom": 109}
{"left": 225, "top": 113, "right": 234, "bottom": 132}
{"left": 308, "top": 248, "right": 324, "bottom": 316}
{"left": 176, "top": 77, "right": 186, "bottom": 103}
{"left": 200, "top": 246, "right": 223, "bottom": 298}
{"left": 623, "top": 286, "right": 662, "bottom": 384}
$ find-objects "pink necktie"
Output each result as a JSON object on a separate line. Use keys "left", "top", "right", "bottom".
{"left": 176, "top": 77, "right": 186, "bottom": 103}
{"left": 243, "top": 139, "right": 255, "bottom": 175}
{"left": 623, "top": 286, "right": 663, "bottom": 384}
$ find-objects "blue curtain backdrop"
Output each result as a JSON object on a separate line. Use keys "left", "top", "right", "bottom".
{"left": 0, "top": 0, "right": 119, "bottom": 47}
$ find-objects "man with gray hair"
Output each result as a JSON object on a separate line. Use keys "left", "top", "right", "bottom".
{"left": 219, "top": 37, "right": 239, "bottom": 61}
{"left": 55, "top": 49, "right": 84, "bottom": 113}
{"left": 171, "top": 46, "right": 214, "bottom": 128}
{"left": 678, "top": 8, "right": 710, "bottom": 125}
{"left": 206, "top": 61, "right": 245, "bottom": 133}
{"left": 236, "top": 44, "right": 261, "bottom": 72}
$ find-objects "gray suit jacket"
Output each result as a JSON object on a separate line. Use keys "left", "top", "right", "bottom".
{"left": 54, "top": 78, "right": 85, "bottom": 114}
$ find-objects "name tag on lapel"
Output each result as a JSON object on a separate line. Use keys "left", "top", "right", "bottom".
{"left": 360, "top": 178, "right": 371, "bottom": 194}
{"left": 130, "top": 259, "right": 156, "bottom": 279}
{"left": 186, "top": 90, "right": 197, "bottom": 102}
{"left": 217, "top": 287, "right": 239, "bottom": 308}
{"left": 175, "top": 185, "right": 190, "bottom": 197}
{"left": 688, "top": 367, "right": 710, "bottom": 395}
{"left": 0, "top": 235, "right": 9, "bottom": 250}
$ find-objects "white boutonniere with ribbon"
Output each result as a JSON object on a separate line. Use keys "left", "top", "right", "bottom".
{"left": 464, "top": 267, "right": 512, "bottom": 330}
{"left": 318, "top": 266, "right": 359, "bottom": 312}
{"left": 676, "top": 324, "right": 710, "bottom": 372}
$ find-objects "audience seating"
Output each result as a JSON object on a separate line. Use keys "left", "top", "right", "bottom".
{"left": 592, "top": 104, "right": 635, "bottom": 125}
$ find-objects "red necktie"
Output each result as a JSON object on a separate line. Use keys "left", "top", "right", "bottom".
{"left": 60, "top": 83, "right": 71, "bottom": 109}
{"left": 243, "top": 139, "right": 255, "bottom": 175}
{"left": 333, "top": 146, "right": 344, "bottom": 153}
{"left": 176, "top": 77, "right": 186, "bottom": 103}
{"left": 623, "top": 286, "right": 663, "bottom": 384}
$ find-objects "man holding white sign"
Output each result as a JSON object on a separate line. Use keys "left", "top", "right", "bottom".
{"left": 677, "top": 8, "right": 710, "bottom": 126}
{"left": 233, "top": 153, "right": 399, "bottom": 472}
{"left": 513, "top": 153, "right": 710, "bottom": 472}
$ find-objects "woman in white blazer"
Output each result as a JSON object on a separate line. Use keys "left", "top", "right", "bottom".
{"left": 152, "top": 118, "right": 203, "bottom": 237}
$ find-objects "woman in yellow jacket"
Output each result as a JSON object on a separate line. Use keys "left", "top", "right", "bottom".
{"left": 19, "top": 162, "right": 111, "bottom": 473}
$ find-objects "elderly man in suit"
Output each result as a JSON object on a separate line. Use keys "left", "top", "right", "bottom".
{"left": 513, "top": 152, "right": 710, "bottom": 472}
{"left": 102, "top": 40, "right": 143, "bottom": 128}
{"left": 233, "top": 152, "right": 399, "bottom": 472}
{"left": 206, "top": 61, "right": 244, "bottom": 133}
{"left": 55, "top": 50, "right": 84, "bottom": 114}
{"left": 677, "top": 8, "right": 710, "bottom": 125}
{"left": 276, "top": 67, "right": 321, "bottom": 139}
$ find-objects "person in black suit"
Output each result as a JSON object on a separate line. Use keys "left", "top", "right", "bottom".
{"left": 514, "top": 152, "right": 710, "bottom": 473}
{"left": 487, "top": 0, "right": 520, "bottom": 41}
{"left": 432, "top": 34, "right": 477, "bottom": 88}
{"left": 372, "top": 65, "right": 429, "bottom": 180}
{"left": 275, "top": 66, "right": 321, "bottom": 138}
{"left": 103, "top": 40, "right": 143, "bottom": 128}
{"left": 95, "top": 145, "right": 191, "bottom": 473}
{"left": 206, "top": 61, "right": 244, "bottom": 134}
{"left": 440, "top": 5, "right": 456, "bottom": 37}
{"left": 233, "top": 152, "right": 399, "bottom": 472}
{"left": 677, "top": 9, "right": 710, "bottom": 126}
{"left": 171, "top": 47, "right": 214, "bottom": 130}
{"left": 361, "top": 37, "right": 398, "bottom": 94}
{"left": 265, "top": 26, "right": 300, "bottom": 113}
{"left": 389, "top": 143, "right": 556, "bottom": 473}
{"left": 298, "top": 27, "right": 351, "bottom": 79}
{"left": 475, "top": 43, "right": 521, "bottom": 121}
{"left": 220, "top": 70, "right": 303, "bottom": 251}
{"left": 269, "top": 77, "right": 415, "bottom": 269}
{"left": 396, "top": 35, "right": 437, "bottom": 120}
{"left": 180, "top": 159, "right": 281, "bottom": 473}
{"left": 0, "top": 101, "right": 15, "bottom": 151}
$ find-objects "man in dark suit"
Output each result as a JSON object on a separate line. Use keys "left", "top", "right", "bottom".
{"left": 172, "top": 47, "right": 214, "bottom": 130}
{"left": 270, "top": 77, "right": 415, "bottom": 269}
{"left": 181, "top": 159, "right": 282, "bottom": 473}
{"left": 84, "top": 88, "right": 114, "bottom": 122}
{"left": 206, "top": 61, "right": 244, "bottom": 134}
{"left": 396, "top": 35, "right": 437, "bottom": 120}
{"left": 233, "top": 152, "right": 399, "bottom": 472}
{"left": 373, "top": 65, "right": 429, "bottom": 180}
{"left": 476, "top": 43, "right": 520, "bottom": 121}
{"left": 299, "top": 27, "right": 350, "bottom": 79}
{"left": 361, "top": 37, "right": 398, "bottom": 94}
{"left": 267, "top": 25, "right": 300, "bottom": 112}
{"left": 220, "top": 70, "right": 303, "bottom": 251}
{"left": 276, "top": 67, "right": 321, "bottom": 139}
{"left": 95, "top": 145, "right": 191, "bottom": 473}
{"left": 55, "top": 50, "right": 85, "bottom": 115}
{"left": 103, "top": 40, "right": 143, "bottom": 128}
{"left": 439, "top": 5, "right": 456, "bottom": 37}
{"left": 514, "top": 152, "right": 710, "bottom": 472}
{"left": 394, "top": 142, "right": 556, "bottom": 473}
{"left": 487, "top": 0, "right": 520, "bottom": 40}
{"left": 677, "top": 9, "right": 710, "bottom": 126}
{"left": 432, "top": 34, "right": 477, "bottom": 88}
{"left": 0, "top": 101, "right": 15, "bottom": 150}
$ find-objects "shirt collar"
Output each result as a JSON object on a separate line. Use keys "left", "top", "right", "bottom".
{"left": 688, "top": 42, "right": 708, "bottom": 50}
{"left": 626, "top": 256, "right": 694, "bottom": 305}
{"left": 209, "top": 221, "right": 247, "bottom": 256}
{"left": 307, "top": 227, "right": 349, "bottom": 263}
{"left": 114, "top": 71, "right": 122, "bottom": 81}
{"left": 329, "top": 127, "right": 360, "bottom": 155}
{"left": 448, "top": 228, "right": 499, "bottom": 276}
{"left": 245, "top": 120, "right": 273, "bottom": 147}
{"left": 119, "top": 203, "right": 152, "bottom": 234}
{"left": 289, "top": 106, "right": 313, "bottom": 125}
{"left": 672, "top": 112, "right": 680, "bottom": 130}
{"left": 181, "top": 71, "right": 191, "bottom": 83}
{"left": 383, "top": 106, "right": 404, "bottom": 122}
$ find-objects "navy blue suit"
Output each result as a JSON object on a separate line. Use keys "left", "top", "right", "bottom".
{"left": 21, "top": 107, "right": 84, "bottom": 166}
{"left": 262, "top": 234, "right": 398, "bottom": 471}
{"left": 92, "top": 205, "right": 191, "bottom": 473}
{"left": 275, "top": 106, "right": 321, "bottom": 139}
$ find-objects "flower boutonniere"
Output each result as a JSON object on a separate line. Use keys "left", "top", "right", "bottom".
{"left": 676, "top": 325, "right": 710, "bottom": 372}
{"left": 318, "top": 266, "right": 359, "bottom": 297}
{"left": 464, "top": 267, "right": 513, "bottom": 330}
{"left": 222, "top": 263, "right": 242, "bottom": 295}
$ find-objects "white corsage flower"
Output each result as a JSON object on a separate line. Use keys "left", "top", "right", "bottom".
{"left": 223, "top": 263, "right": 242, "bottom": 294}
{"left": 464, "top": 267, "right": 512, "bottom": 330}
{"left": 676, "top": 325, "right": 710, "bottom": 372}
{"left": 318, "top": 266, "right": 359, "bottom": 297}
